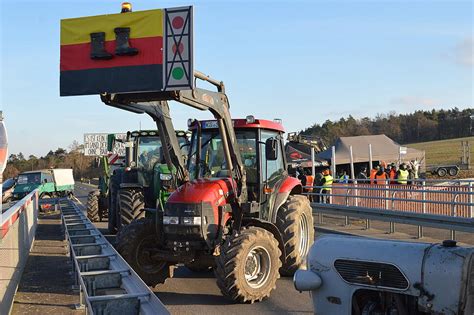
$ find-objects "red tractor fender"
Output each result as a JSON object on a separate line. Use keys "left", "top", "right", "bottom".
{"left": 278, "top": 176, "right": 303, "bottom": 194}
{"left": 270, "top": 176, "right": 304, "bottom": 223}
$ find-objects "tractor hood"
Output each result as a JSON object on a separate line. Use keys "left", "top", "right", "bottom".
{"left": 167, "top": 178, "right": 234, "bottom": 205}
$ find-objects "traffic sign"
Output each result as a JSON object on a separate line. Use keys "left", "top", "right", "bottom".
{"left": 60, "top": 6, "right": 194, "bottom": 96}
{"left": 163, "top": 6, "right": 194, "bottom": 90}
{"left": 83, "top": 133, "right": 126, "bottom": 157}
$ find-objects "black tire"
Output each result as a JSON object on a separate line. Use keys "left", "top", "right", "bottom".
{"left": 448, "top": 168, "right": 458, "bottom": 176}
{"left": 437, "top": 168, "right": 447, "bottom": 177}
{"left": 215, "top": 227, "right": 281, "bottom": 303}
{"left": 107, "top": 173, "right": 121, "bottom": 234}
{"left": 276, "top": 195, "right": 314, "bottom": 276}
{"left": 118, "top": 188, "right": 145, "bottom": 226}
{"left": 98, "top": 196, "right": 108, "bottom": 222}
{"left": 116, "top": 218, "right": 173, "bottom": 286}
{"left": 185, "top": 260, "right": 214, "bottom": 272}
{"left": 87, "top": 190, "right": 100, "bottom": 222}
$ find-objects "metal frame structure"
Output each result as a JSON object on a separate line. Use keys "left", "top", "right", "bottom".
{"left": 60, "top": 198, "right": 168, "bottom": 314}
{"left": 311, "top": 203, "right": 474, "bottom": 233}
{"left": 101, "top": 70, "right": 249, "bottom": 222}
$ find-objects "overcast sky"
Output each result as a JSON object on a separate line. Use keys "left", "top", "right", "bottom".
{"left": 1, "top": 0, "right": 472, "bottom": 157}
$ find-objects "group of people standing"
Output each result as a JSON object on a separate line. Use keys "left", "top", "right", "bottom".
{"left": 295, "top": 159, "right": 420, "bottom": 204}
{"left": 332, "top": 161, "right": 420, "bottom": 185}
{"left": 364, "top": 161, "right": 419, "bottom": 185}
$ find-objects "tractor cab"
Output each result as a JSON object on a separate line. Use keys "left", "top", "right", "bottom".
{"left": 121, "top": 130, "right": 190, "bottom": 207}
{"left": 187, "top": 117, "right": 287, "bottom": 213}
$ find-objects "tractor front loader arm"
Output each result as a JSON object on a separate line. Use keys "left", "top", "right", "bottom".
{"left": 101, "top": 71, "right": 248, "bottom": 206}
{"left": 101, "top": 95, "right": 189, "bottom": 187}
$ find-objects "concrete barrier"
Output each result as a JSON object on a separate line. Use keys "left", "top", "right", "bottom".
{"left": 0, "top": 190, "right": 39, "bottom": 315}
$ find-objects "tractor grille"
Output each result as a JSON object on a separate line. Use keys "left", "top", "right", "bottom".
{"left": 334, "top": 259, "right": 409, "bottom": 290}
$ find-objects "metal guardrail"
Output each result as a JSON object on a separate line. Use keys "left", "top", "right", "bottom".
{"left": 0, "top": 189, "right": 39, "bottom": 315}
{"left": 311, "top": 203, "right": 474, "bottom": 233}
{"left": 60, "top": 198, "right": 169, "bottom": 315}
{"left": 306, "top": 182, "right": 474, "bottom": 239}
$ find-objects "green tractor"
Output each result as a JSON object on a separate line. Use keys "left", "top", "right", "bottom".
{"left": 108, "top": 129, "right": 190, "bottom": 234}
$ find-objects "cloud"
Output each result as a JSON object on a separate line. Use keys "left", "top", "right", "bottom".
{"left": 445, "top": 37, "right": 473, "bottom": 67}
{"left": 390, "top": 96, "right": 441, "bottom": 107}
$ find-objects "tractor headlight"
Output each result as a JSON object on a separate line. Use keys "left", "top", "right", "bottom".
{"left": 163, "top": 216, "right": 179, "bottom": 224}
{"left": 160, "top": 174, "right": 173, "bottom": 181}
{"left": 182, "top": 216, "right": 201, "bottom": 225}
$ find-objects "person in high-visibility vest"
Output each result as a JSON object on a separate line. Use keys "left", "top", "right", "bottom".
{"left": 375, "top": 167, "right": 387, "bottom": 184}
{"left": 369, "top": 166, "right": 379, "bottom": 184}
{"left": 397, "top": 163, "right": 409, "bottom": 184}
{"left": 321, "top": 169, "right": 333, "bottom": 203}
{"left": 388, "top": 163, "right": 397, "bottom": 184}
{"left": 339, "top": 171, "right": 349, "bottom": 184}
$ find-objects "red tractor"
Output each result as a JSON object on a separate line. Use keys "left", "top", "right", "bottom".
{"left": 103, "top": 71, "right": 314, "bottom": 303}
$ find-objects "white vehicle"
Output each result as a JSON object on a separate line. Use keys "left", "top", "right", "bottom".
{"left": 294, "top": 235, "right": 473, "bottom": 314}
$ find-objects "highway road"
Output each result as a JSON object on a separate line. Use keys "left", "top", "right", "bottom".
{"left": 74, "top": 182, "right": 314, "bottom": 314}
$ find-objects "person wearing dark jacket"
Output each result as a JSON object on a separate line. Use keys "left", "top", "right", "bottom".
{"left": 357, "top": 167, "right": 368, "bottom": 181}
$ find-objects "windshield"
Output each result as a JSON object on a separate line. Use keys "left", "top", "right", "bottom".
{"left": 17, "top": 173, "right": 41, "bottom": 185}
{"left": 137, "top": 136, "right": 162, "bottom": 171}
{"left": 136, "top": 135, "right": 189, "bottom": 171}
{"left": 3, "top": 178, "right": 15, "bottom": 190}
{"left": 188, "top": 129, "right": 257, "bottom": 180}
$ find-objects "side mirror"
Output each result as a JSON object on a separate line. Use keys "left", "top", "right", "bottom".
{"left": 265, "top": 138, "right": 278, "bottom": 161}
{"left": 107, "top": 134, "right": 116, "bottom": 152}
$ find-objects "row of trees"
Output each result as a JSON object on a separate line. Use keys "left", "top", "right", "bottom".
{"left": 3, "top": 141, "right": 100, "bottom": 180}
{"left": 302, "top": 108, "right": 473, "bottom": 145}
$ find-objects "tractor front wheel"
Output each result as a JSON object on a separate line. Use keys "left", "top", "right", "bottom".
{"left": 116, "top": 218, "right": 173, "bottom": 286}
{"left": 276, "top": 195, "right": 314, "bottom": 276}
{"left": 118, "top": 188, "right": 145, "bottom": 226}
{"left": 215, "top": 227, "right": 281, "bottom": 303}
{"left": 86, "top": 190, "right": 100, "bottom": 222}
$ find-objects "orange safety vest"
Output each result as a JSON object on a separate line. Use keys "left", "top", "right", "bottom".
{"left": 370, "top": 169, "right": 377, "bottom": 184}
{"left": 304, "top": 175, "right": 314, "bottom": 192}
{"left": 375, "top": 172, "right": 387, "bottom": 184}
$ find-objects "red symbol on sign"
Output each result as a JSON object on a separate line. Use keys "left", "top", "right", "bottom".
{"left": 172, "top": 43, "right": 184, "bottom": 54}
{"left": 172, "top": 16, "right": 184, "bottom": 29}
{"left": 290, "top": 152, "right": 302, "bottom": 159}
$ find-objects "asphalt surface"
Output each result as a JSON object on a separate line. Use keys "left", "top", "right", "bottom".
{"left": 74, "top": 182, "right": 315, "bottom": 314}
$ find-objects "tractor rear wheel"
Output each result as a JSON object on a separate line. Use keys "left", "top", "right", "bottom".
{"left": 118, "top": 188, "right": 145, "bottom": 226}
{"left": 215, "top": 227, "right": 281, "bottom": 303}
{"left": 276, "top": 195, "right": 314, "bottom": 276}
{"left": 116, "top": 218, "right": 173, "bottom": 286}
{"left": 86, "top": 190, "right": 100, "bottom": 222}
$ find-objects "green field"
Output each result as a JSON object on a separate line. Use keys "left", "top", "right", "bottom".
{"left": 407, "top": 136, "right": 473, "bottom": 166}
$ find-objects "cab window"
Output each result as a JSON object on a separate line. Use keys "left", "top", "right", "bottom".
{"left": 260, "top": 130, "right": 284, "bottom": 181}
